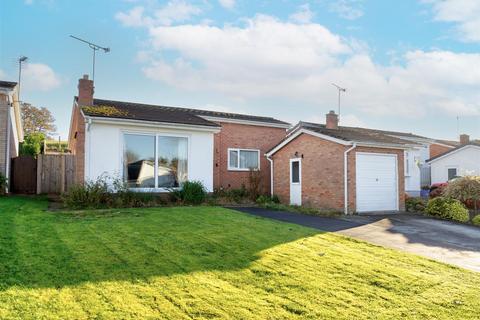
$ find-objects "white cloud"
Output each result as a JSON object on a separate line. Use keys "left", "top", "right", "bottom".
{"left": 115, "top": 0, "right": 201, "bottom": 27}
{"left": 120, "top": 12, "right": 480, "bottom": 122}
{"left": 218, "top": 0, "right": 235, "bottom": 10}
{"left": 329, "top": 0, "right": 364, "bottom": 20}
{"left": 289, "top": 4, "right": 314, "bottom": 24}
{"left": 424, "top": 0, "right": 480, "bottom": 42}
{"left": 22, "top": 63, "right": 62, "bottom": 91}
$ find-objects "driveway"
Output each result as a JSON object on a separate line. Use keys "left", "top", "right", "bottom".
{"left": 231, "top": 207, "right": 480, "bottom": 272}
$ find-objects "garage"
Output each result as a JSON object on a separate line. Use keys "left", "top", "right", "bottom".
{"left": 356, "top": 153, "right": 398, "bottom": 212}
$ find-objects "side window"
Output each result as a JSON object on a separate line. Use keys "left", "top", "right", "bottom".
{"left": 228, "top": 148, "right": 260, "bottom": 170}
{"left": 447, "top": 168, "right": 457, "bottom": 180}
{"left": 291, "top": 161, "right": 300, "bottom": 183}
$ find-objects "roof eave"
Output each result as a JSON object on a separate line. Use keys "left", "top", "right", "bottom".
{"left": 84, "top": 115, "right": 222, "bottom": 133}
{"left": 199, "top": 115, "right": 291, "bottom": 129}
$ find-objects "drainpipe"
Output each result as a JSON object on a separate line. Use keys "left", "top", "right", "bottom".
{"left": 5, "top": 103, "right": 12, "bottom": 193}
{"left": 267, "top": 155, "right": 274, "bottom": 197}
{"left": 344, "top": 143, "right": 356, "bottom": 215}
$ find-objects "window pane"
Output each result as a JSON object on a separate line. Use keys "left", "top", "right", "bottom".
{"left": 229, "top": 150, "right": 238, "bottom": 168}
{"left": 291, "top": 161, "right": 300, "bottom": 183}
{"left": 448, "top": 168, "right": 457, "bottom": 180}
{"left": 239, "top": 150, "right": 259, "bottom": 169}
{"left": 158, "top": 136, "right": 188, "bottom": 188}
{"left": 124, "top": 134, "right": 155, "bottom": 188}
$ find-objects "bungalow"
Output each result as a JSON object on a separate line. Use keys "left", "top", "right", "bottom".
{"left": 427, "top": 135, "right": 480, "bottom": 184}
{"left": 0, "top": 80, "right": 24, "bottom": 192}
{"left": 68, "top": 75, "right": 289, "bottom": 192}
{"left": 266, "top": 111, "right": 419, "bottom": 214}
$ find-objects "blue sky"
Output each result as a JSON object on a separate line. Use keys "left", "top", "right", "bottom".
{"left": 1, "top": 0, "right": 479, "bottom": 141}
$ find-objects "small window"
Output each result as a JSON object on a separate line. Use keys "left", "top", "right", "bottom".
{"left": 228, "top": 148, "right": 259, "bottom": 170}
{"left": 405, "top": 151, "right": 410, "bottom": 176}
{"left": 291, "top": 161, "right": 300, "bottom": 183}
{"left": 447, "top": 168, "right": 457, "bottom": 180}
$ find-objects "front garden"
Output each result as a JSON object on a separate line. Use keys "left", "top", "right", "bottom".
{"left": 1, "top": 196, "right": 480, "bottom": 319}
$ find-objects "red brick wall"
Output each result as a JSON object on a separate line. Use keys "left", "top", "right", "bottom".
{"left": 272, "top": 133, "right": 405, "bottom": 212}
{"left": 429, "top": 143, "right": 453, "bottom": 159}
{"left": 213, "top": 122, "right": 286, "bottom": 193}
{"left": 68, "top": 105, "right": 85, "bottom": 184}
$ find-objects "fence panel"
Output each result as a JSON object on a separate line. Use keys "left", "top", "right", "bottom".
{"left": 37, "top": 154, "right": 76, "bottom": 194}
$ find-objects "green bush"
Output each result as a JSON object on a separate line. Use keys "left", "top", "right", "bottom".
{"left": 62, "top": 174, "right": 161, "bottom": 209}
{"left": 256, "top": 195, "right": 272, "bottom": 205}
{"left": 444, "top": 176, "right": 480, "bottom": 214}
{"left": 171, "top": 181, "right": 206, "bottom": 205}
{"left": 406, "top": 197, "right": 427, "bottom": 212}
{"left": 0, "top": 173, "right": 7, "bottom": 195}
{"left": 472, "top": 215, "right": 480, "bottom": 226}
{"left": 425, "top": 197, "right": 469, "bottom": 223}
{"left": 20, "top": 133, "right": 45, "bottom": 156}
{"left": 271, "top": 194, "right": 280, "bottom": 204}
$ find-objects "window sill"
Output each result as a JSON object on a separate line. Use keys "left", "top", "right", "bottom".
{"left": 128, "top": 187, "right": 179, "bottom": 193}
{"left": 227, "top": 168, "right": 260, "bottom": 172}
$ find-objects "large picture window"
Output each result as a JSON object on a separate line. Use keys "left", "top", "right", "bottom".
{"left": 124, "top": 133, "right": 188, "bottom": 189}
{"left": 228, "top": 148, "right": 260, "bottom": 170}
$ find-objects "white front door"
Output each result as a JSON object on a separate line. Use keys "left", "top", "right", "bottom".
{"left": 356, "top": 153, "right": 398, "bottom": 212}
{"left": 290, "top": 158, "right": 302, "bottom": 205}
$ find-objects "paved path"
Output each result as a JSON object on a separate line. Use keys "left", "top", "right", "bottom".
{"left": 231, "top": 207, "right": 480, "bottom": 272}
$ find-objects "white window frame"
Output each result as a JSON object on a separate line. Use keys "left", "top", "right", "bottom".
{"left": 290, "top": 158, "right": 302, "bottom": 185}
{"left": 446, "top": 166, "right": 458, "bottom": 181}
{"left": 404, "top": 151, "right": 410, "bottom": 177}
{"left": 121, "top": 130, "right": 190, "bottom": 192}
{"left": 227, "top": 148, "right": 261, "bottom": 171}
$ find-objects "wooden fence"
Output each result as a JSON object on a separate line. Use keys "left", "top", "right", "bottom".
{"left": 37, "top": 154, "right": 76, "bottom": 194}
{"left": 11, "top": 154, "right": 76, "bottom": 194}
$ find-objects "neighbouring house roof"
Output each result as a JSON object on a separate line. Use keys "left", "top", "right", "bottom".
{"left": 426, "top": 143, "right": 480, "bottom": 163}
{"left": 78, "top": 98, "right": 290, "bottom": 128}
{"left": 0, "top": 80, "right": 17, "bottom": 89}
{"left": 267, "top": 121, "right": 419, "bottom": 156}
{"left": 432, "top": 139, "right": 460, "bottom": 147}
{"left": 297, "top": 121, "right": 417, "bottom": 146}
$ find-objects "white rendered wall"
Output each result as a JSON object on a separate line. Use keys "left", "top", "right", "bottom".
{"left": 85, "top": 122, "right": 215, "bottom": 191}
{"left": 430, "top": 146, "right": 480, "bottom": 184}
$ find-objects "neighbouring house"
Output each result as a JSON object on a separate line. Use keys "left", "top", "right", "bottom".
{"left": 68, "top": 75, "right": 289, "bottom": 192}
{"left": 0, "top": 80, "right": 24, "bottom": 192}
{"left": 427, "top": 134, "right": 480, "bottom": 184}
{"left": 266, "top": 111, "right": 420, "bottom": 214}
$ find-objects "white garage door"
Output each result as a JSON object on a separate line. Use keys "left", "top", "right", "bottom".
{"left": 356, "top": 153, "right": 398, "bottom": 212}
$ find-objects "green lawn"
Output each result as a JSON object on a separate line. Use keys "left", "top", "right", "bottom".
{"left": 1, "top": 197, "right": 480, "bottom": 319}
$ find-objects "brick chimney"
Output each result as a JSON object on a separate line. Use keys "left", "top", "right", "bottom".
{"left": 326, "top": 110, "right": 339, "bottom": 129}
{"left": 460, "top": 134, "right": 470, "bottom": 145}
{"left": 77, "top": 74, "right": 94, "bottom": 106}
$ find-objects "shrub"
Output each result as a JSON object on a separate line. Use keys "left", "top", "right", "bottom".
{"left": 425, "top": 197, "right": 469, "bottom": 222}
{"left": 444, "top": 176, "right": 480, "bottom": 214}
{"left": 473, "top": 215, "right": 480, "bottom": 226}
{"left": 256, "top": 195, "right": 272, "bottom": 205}
{"left": 20, "top": 133, "right": 45, "bottom": 156}
{"left": 429, "top": 183, "right": 447, "bottom": 198}
{"left": 405, "top": 197, "right": 427, "bottom": 213}
{"left": 271, "top": 194, "right": 280, "bottom": 204}
{"left": 0, "top": 173, "right": 7, "bottom": 195}
{"left": 62, "top": 177, "right": 110, "bottom": 209}
{"left": 248, "top": 169, "right": 262, "bottom": 201}
{"left": 171, "top": 181, "right": 206, "bottom": 205}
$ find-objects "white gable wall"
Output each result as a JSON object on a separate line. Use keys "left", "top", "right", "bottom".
{"left": 85, "top": 121, "right": 215, "bottom": 191}
{"left": 430, "top": 145, "right": 480, "bottom": 184}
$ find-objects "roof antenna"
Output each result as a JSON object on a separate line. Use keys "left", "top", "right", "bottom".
{"left": 456, "top": 115, "right": 460, "bottom": 137}
{"left": 70, "top": 35, "right": 110, "bottom": 83}
{"left": 17, "top": 56, "right": 28, "bottom": 103}
{"left": 332, "top": 83, "right": 346, "bottom": 119}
